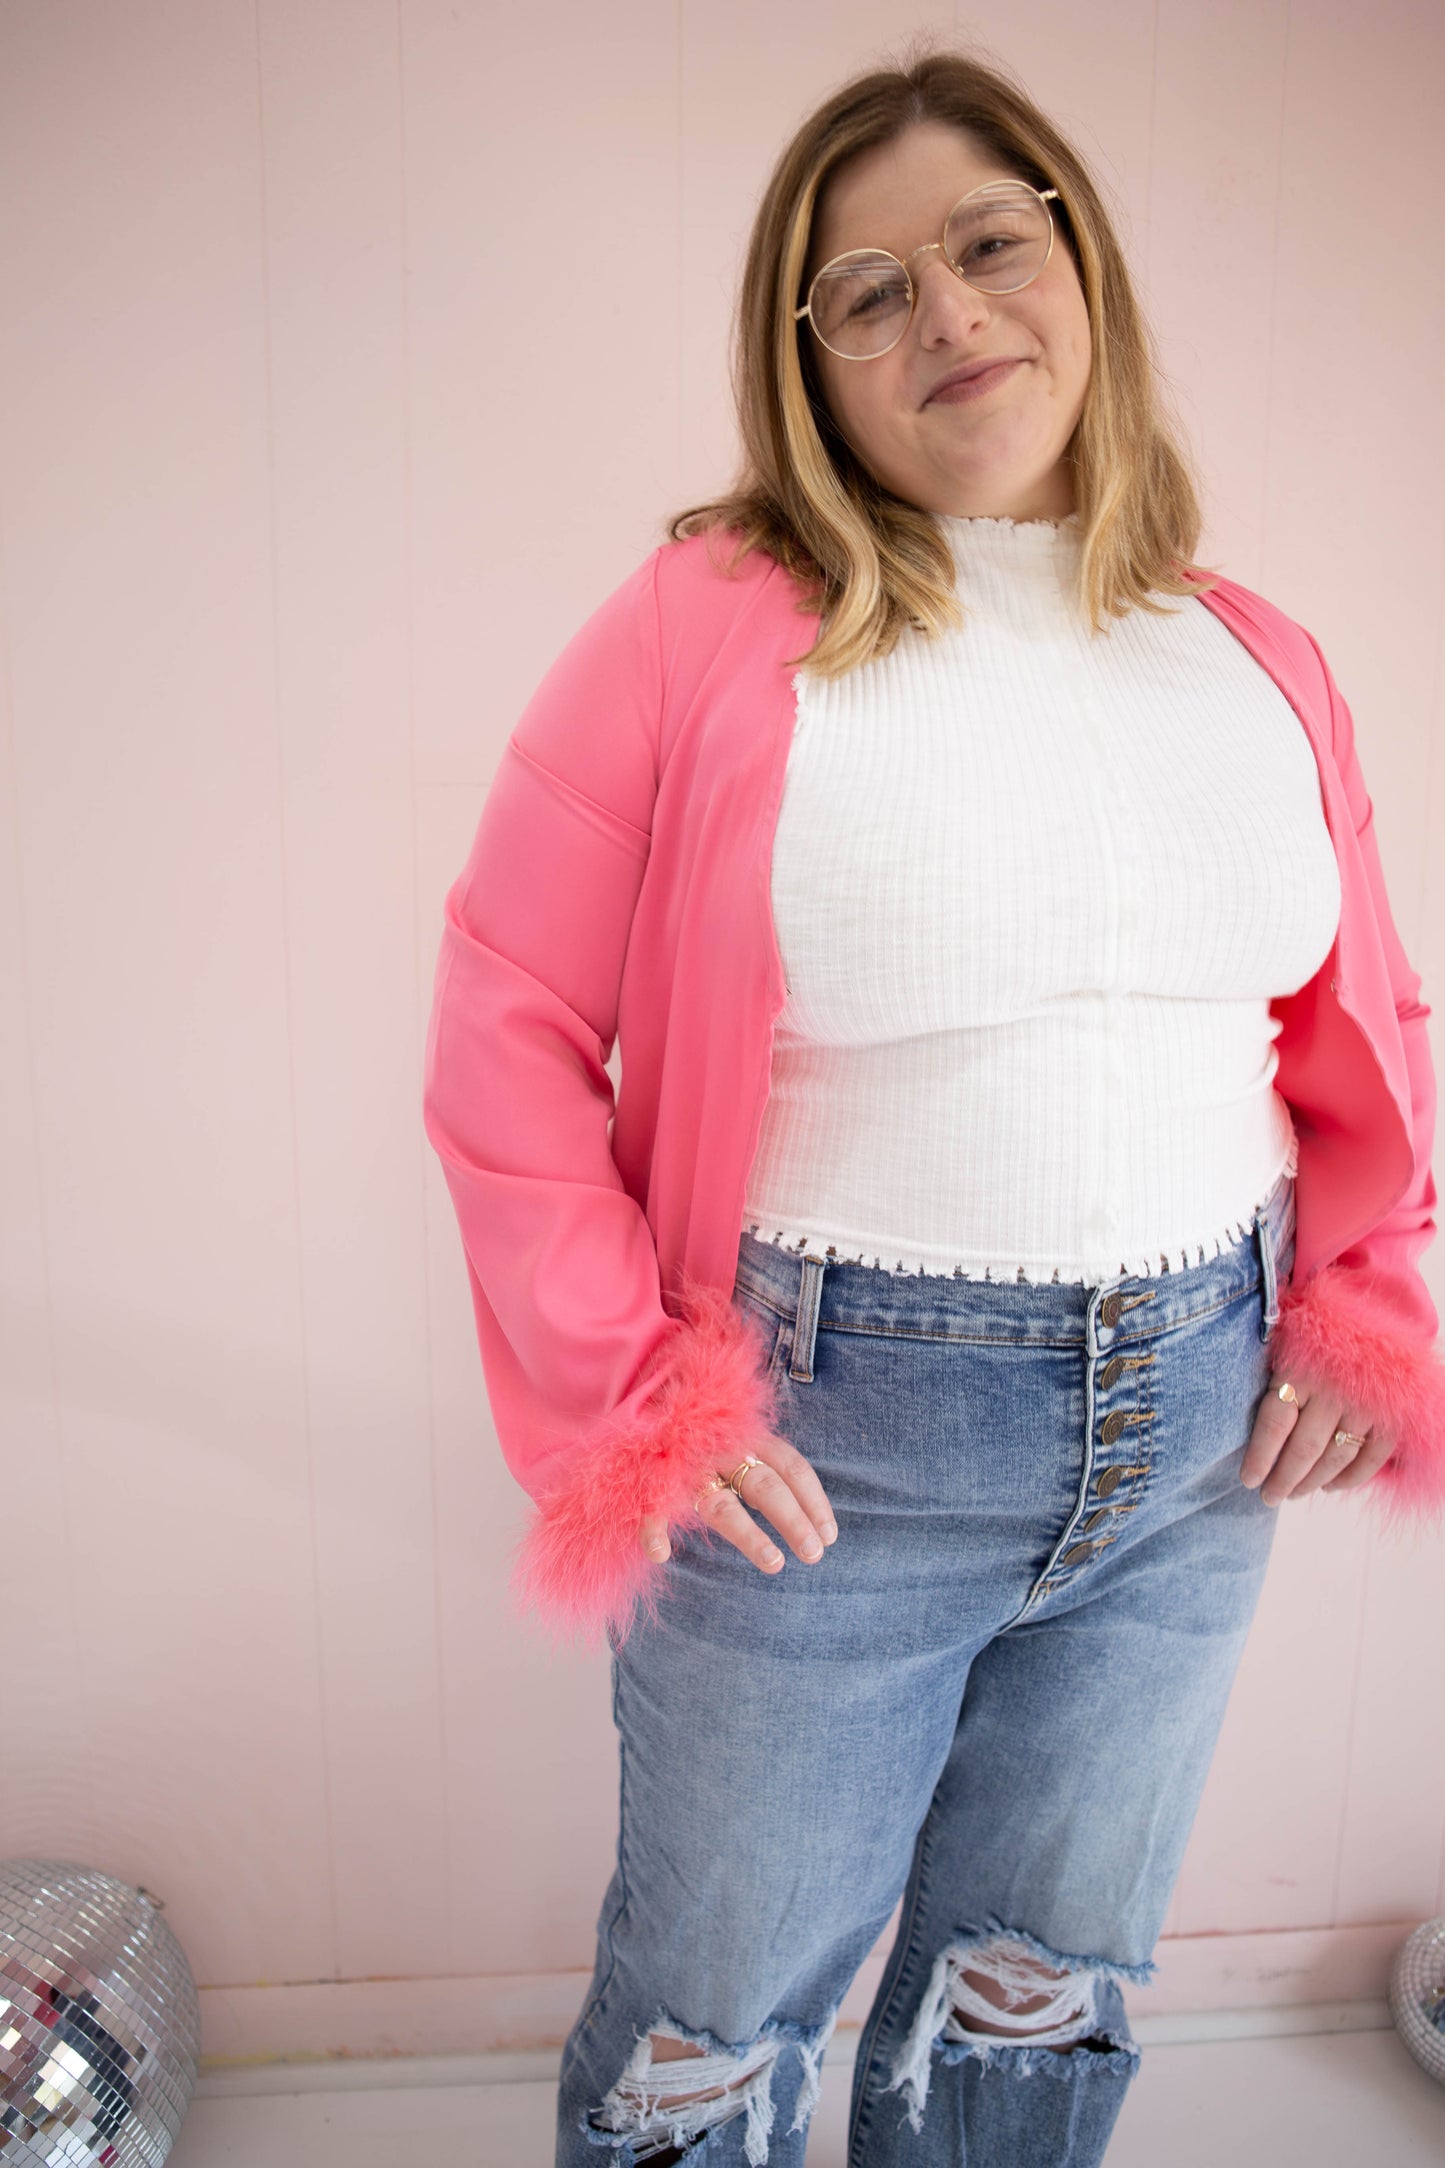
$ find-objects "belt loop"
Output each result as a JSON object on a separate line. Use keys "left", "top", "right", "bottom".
{"left": 1256, "top": 1207, "right": 1280, "bottom": 1344}
{"left": 790, "top": 1254, "right": 827, "bottom": 1382}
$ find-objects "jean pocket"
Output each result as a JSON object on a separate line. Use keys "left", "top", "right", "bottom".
{"left": 731, "top": 1287, "right": 789, "bottom": 1385}
{"left": 1276, "top": 1193, "right": 1298, "bottom": 1286}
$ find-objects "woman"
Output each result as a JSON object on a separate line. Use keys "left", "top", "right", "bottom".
{"left": 422, "top": 45, "right": 1445, "bottom": 2168}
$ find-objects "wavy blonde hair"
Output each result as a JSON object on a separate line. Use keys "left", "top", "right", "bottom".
{"left": 666, "top": 38, "right": 1221, "bottom": 678}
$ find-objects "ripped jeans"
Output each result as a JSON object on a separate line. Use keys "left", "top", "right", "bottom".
{"left": 556, "top": 1168, "right": 1297, "bottom": 2167}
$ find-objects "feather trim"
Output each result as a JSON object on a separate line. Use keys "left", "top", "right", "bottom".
{"left": 509, "top": 1273, "right": 783, "bottom": 1649}
{"left": 1273, "top": 1262, "right": 1445, "bottom": 1532}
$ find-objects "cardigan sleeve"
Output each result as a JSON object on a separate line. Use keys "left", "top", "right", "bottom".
{"left": 422, "top": 548, "right": 783, "bottom": 1647}
{"left": 1271, "top": 633, "right": 1445, "bottom": 1530}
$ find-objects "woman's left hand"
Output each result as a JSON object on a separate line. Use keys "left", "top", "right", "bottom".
{"left": 1241, "top": 1377, "right": 1392, "bottom": 1504}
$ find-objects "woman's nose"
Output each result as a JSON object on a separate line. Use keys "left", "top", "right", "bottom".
{"left": 910, "top": 255, "right": 994, "bottom": 345}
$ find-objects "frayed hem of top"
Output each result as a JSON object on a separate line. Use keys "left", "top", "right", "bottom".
{"left": 742, "top": 1217, "right": 1273, "bottom": 1286}
{"left": 743, "top": 1148, "right": 1297, "bottom": 1287}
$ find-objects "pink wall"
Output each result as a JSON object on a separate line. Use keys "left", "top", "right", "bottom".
{"left": 1, "top": 0, "right": 1442, "bottom": 2067}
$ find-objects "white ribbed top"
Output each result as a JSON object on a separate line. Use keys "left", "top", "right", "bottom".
{"left": 742, "top": 513, "right": 1342, "bottom": 1283}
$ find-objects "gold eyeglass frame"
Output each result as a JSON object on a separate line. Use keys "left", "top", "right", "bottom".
{"left": 793, "top": 180, "right": 1063, "bottom": 360}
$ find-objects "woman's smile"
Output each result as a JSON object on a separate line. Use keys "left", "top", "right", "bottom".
{"left": 924, "top": 356, "right": 1024, "bottom": 405}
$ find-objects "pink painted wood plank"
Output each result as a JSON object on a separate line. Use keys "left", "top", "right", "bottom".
{"left": 407, "top": 0, "right": 683, "bottom": 779}
{"left": 1335, "top": 1518, "right": 1445, "bottom": 1927}
{"left": 0, "top": 0, "right": 337, "bottom": 1989}
{"left": 256, "top": 0, "right": 453, "bottom": 1982}
{"left": 1144, "top": 0, "right": 1291, "bottom": 585}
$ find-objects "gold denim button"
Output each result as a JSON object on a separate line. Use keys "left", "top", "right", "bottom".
{"left": 1101, "top": 1409, "right": 1127, "bottom": 1446}
{"left": 1101, "top": 1356, "right": 1125, "bottom": 1388}
{"left": 1079, "top": 1507, "right": 1112, "bottom": 1534}
{"left": 1096, "top": 1464, "right": 1124, "bottom": 1497}
{"left": 1100, "top": 1293, "right": 1124, "bottom": 1326}
{"left": 1062, "top": 1541, "right": 1096, "bottom": 1566}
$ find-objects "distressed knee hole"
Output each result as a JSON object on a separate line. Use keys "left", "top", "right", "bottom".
{"left": 638, "top": 2031, "right": 746, "bottom": 2106}
{"left": 885, "top": 1930, "right": 1125, "bottom": 2133}
{"left": 588, "top": 2025, "right": 781, "bottom": 2164}
{"left": 946, "top": 1940, "right": 1094, "bottom": 2052}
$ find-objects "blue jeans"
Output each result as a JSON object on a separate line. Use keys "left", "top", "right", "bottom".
{"left": 557, "top": 1170, "right": 1297, "bottom": 2167}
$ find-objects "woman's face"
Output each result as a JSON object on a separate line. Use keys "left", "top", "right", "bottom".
{"left": 803, "top": 121, "right": 1092, "bottom": 521}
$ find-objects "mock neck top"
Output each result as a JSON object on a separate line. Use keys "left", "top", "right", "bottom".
{"left": 741, "top": 512, "right": 1343, "bottom": 1283}
{"left": 939, "top": 506, "right": 1084, "bottom": 569}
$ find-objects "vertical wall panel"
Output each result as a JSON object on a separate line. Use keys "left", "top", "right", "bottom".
{"left": 1335, "top": 1518, "right": 1445, "bottom": 1925}
{"left": 411, "top": 0, "right": 684, "bottom": 773}
{"left": 0, "top": 0, "right": 333, "bottom": 1989}
{"left": 255, "top": 0, "right": 451, "bottom": 1983}
{"left": 1266, "top": 0, "right": 1444, "bottom": 925}
{"left": 406, "top": 0, "right": 685, "bottom": 1971}
{"left": 1145, "top": 0, "right": 1292, "bottom": 582}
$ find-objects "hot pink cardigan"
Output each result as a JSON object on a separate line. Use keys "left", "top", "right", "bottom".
{"left": 423, "top": 530, "right": 1444, "bottom": 1646}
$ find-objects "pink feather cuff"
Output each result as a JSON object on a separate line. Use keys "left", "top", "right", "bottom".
{"left": 509, "top": 1275, "right": 784, "bottom": 1649}
{"left": 1272, "top": 1262, "right": 1445, "bottom": 1532}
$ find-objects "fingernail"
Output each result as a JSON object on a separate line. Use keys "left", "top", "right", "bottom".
{"left": 820, "top": 1521, "right": 838, "bottom": 1543}
{"left": 801, "top": 1540, "right": 822, "bottom": 1562}
{"left": 648, "top": 1541, "right": 670, "bottom": 1561}
{"left": 763, "top": 1548, "right": 783, "bottom": 1567}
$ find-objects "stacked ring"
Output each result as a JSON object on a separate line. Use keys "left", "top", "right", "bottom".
{"left": 1277, "top": 1380, "right": 1368, "bottom": 1452}
{"left": 693, "top": 1456, "right": 765, "bottom": 1514}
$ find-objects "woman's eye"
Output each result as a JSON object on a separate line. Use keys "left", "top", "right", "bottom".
{"left": 964, "top": 234, "right": 1021, "bottom": 266}
{"left": 847, "top": 284, "right": 902, "bottom": 319}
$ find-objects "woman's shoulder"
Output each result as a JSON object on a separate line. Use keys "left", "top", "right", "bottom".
{"left": 652, "top": 522, "right": 807, "bottom": 613}
{"left": 1190, "top": 565, "right": 1336, "bottom": 719}
{"left": 526, "top": 527, "right": 815, "bottom": 752}
{"left": 646, "top": 525, "right": 820, "bottom": 678}
{"left": 567, "top": 525, "right": 806, "bottom": 663}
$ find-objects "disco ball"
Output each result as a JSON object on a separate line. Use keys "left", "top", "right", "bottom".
{"left": 0, "top": 1858, "right": 199, "bottom": 2165}
{"left": 1389, "top": 1916, "right": 1445, "bottom": 2086}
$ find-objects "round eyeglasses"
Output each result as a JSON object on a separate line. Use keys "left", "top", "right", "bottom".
{"left": 794, "top": 180, "right": 1062, "bottom": 360}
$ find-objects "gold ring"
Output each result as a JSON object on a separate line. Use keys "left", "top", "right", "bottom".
{"left": 1276, "top": 1380, "right": 1299, "bottom": 1404}
{"left": 1332, "top": 1429, "right": 1368, "bottom": 1450}
{"left": 726, "top": 1454, "right": 763, "bottom": 1496}
{"left": 693, "top": 1475, "right": 726, "bottom": 1511}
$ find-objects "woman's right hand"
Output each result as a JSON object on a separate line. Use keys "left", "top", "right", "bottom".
{"left": 639, "top": 1440, "right": 838, "bottom": 1571}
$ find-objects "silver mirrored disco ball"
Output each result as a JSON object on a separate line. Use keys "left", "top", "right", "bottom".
{"left": 0, "top": 1859, "right": 199, "bottom": 2165}
{"left": 1390, "top": 1916, "right": 1445, "bottom": 2086}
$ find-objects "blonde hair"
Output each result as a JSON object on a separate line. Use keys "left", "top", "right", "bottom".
{"left": 666, "top": 38, "right": 1222, "bottom": 679}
